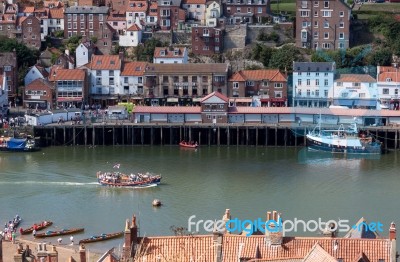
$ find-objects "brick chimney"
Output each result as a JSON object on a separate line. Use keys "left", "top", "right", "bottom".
{"left": 222, "top": 209, "right": 231, "bottom": 234}
{"left": 265, "top": 210, "right": 283, "bottom": 245}
{"left": 79, "top": 244, "right": 86, "bottom": 262}
{"left": 119, "top": 51, "right": 124, "bottom": 62}
{"left": 130, "top": 215, "right": 138, "bottom": 257}
{"left": 123, "top": 218, "right": 131, "bottom": 260}
{"left": 212, "top": 230, "right": 223, "bottom": 262}
{"left": 48, "top": 245, "right": 58, "bottom": 261}
{"left": 390, "top": 222, "right": 396, "bottom": 240}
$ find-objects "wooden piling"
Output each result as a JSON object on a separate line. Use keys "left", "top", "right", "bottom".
{"left": 236, "top": 126, "right": 239, "bottom": 146}
{"left": 275, "top": 127, "right": 277, "bottom": 146}
{"left": 246, "top": 127, "right": 249, "bottom": 146}
{"left": 284, "top": 127, "right": 287, "bottom": 147}
{"left": 255, "top": 127, "right": 258, "bottom": 146}
{"left": 84, "top": 126, "right": 87, "bottom": 146}
{"left": 151, "top": 127, "right": 154, "bottom": 146}
{"left": 63, "top": 126, "right": 66, "bottom": 145}
{"left": 73, "top": 127, "right": 76, "bottom": 146}
{"left": 217, "top": 127, "right": 220, "bottom": 146}
{"left": 227, "top": 126, "right": 230, "bottom": 146}
{"left": 92, "top": 127, "right": 95, "bottom": 146}
{"left": 141, "top": 127, "right": 144, "bottom": 145}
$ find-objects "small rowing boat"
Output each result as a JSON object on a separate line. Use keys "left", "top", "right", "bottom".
{"left": 34, "top": 228, "right": 84, "bottom": 238}
{"left": 179, "top": 141, "right": 198, "bottom": 148}
{"left": 78, "top": 231, "right": 123, "bottom": 244}
{"left": 19, "top": 221, "right": 53, "bottom": 235}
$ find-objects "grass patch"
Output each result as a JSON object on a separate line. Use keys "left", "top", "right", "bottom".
{"left": 355, "top": 13, "right": 379, "bottom": 19}
{"left": 270, "top": 2, "right": 296, "bottom": 12}
{"left": 358, "top": 2, "right": 400, "bottom": 13}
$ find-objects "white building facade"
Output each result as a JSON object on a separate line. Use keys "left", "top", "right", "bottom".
{"left": 292, "top": 62, "right": 336, "bottom": 107}
{"left": 333, "top": 74, "right": 378, "bottom": 109}
{"left": 89, "top": 55, "right": 122, "bottom": 97}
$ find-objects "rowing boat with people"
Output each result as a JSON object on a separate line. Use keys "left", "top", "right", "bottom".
{"left": 20, "top": 221, "right": 53, "bottom": 235}
{"left": 78, "top": 231, "right": 124, "bottom": 244}
{"left": 34, "top": 228, "right": 84, "bottom": 238}
{"left": 97, "top": 171, "right": 162, "bottom": 187}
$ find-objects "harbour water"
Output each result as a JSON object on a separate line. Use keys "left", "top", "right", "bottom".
{"left": 0, "top": 146, "right": 399, "bottom": 253}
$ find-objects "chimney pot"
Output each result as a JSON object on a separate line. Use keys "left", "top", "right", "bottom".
{"left": 390, "top": 222, "right": 396, "bottom": 240}
{"left": 272, "top": 211, "right": 277, "bottom": 221}
{"left": 267, "top": 211, "right": 271, "bottom": 221}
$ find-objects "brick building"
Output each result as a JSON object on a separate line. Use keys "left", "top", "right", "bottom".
{"left": 18, "top": 15, "right": 42, "bottom": 49}
{"left": 24, "top": 78, "right": 55, "bottom": 110}
{"left": 143, "top": 63, "right": 229, "bottom": 100}
{"left": 192, "top": 26, "right": 224, "bottom": 55}
{"left": 229, "top": 69, "right": 288, "bottom": 106}
{"left": 0, "top": 52, "right": 18, "bottom": 105}
{"left": 224, "top": 0, "right": 271, "bottom": 24}
{"left": 157, "top": 0, "right": 186, "bottom": 30}
{"left": 0, "top": 3, "right": 17, "bottom": 39}
{"left": 296, "top": 0, "right": 351, "bottom": 50}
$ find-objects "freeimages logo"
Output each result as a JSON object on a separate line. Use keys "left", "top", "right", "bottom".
{"left": 187, "top": 215, "right": 384, "bottom": 237}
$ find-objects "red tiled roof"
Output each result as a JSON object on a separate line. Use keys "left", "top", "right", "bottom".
{"left": 183, "top": 0, "right": 206, "bottom": 4}
{"left": 54, "top": 69, "right": 85, "bottom": 81}
{"left": 127, "top": 1, "right": 148, "bottom": 12}
{"left": 134, "top": 106, "right": 201, "bottom": 113}
{"left": 201, "top": 91, "right": 229, "bottom": 103}
{"left": 17, "top": 16, "right": 27, "bottom": 26}
{"left": 229, "top": 70, "right": 287, "bottom": 82}
{"left": 121, "top": 61, "right": 147, "bottom": 76}
{"left": 153, "top": 47, "right": 186, "bottom": 58}
{"left": 137, "top": 235, "right": 216, "bottom": 261}
{"left": 127, "top": 24, "right": 141, "bottom": 31}
{"left": 23, "top": 6, "right": 35, "bottom": 13}
{"left": 378, "top": 71, "right": 400, "bottom": 82}
{"left": 148, "top": 2, "right": 158, "bottom": 15}
{"left": 223, "top": 235, "right": 391, "bottom": 261}
{"left": 90, "top": 55, "right": 121, "bottom": 70}
{"left": 26, "top": 78, "right": 53, "bottom": 90}
{"left": 0, "top": 14, "right": 16, "bottom": 24}
{"left": 49, "top": 8, "right": 64, "bottom": 19}
{"left": 336, "top": 74, "right": 376, "bottom": 83}
{"left": 107, "top": 15, "right": 126, "bottom": 21}
{"left": 44, "top": 1, "right": 64, "bottom": 8}
{"left": 48, "top": 65, "right": 63, "bottom": 82}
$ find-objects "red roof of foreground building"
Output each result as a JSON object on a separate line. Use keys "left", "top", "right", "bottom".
{"left": 54, "top": 69, "right": 85, "bottom": 81}
{"left": 201, "top": 91, "right": 229, "bottom": 103}
{"left": 134, "top": 106, "right": 201, "bottom": 113}
{"left": 229, "top": 69, "right": 287, "bottom": 82}
{"left": 90, "top": 55, "right": 121, "bottom": 70}
{"left": 121, "top": 61, "right": 147, "bottom": 76}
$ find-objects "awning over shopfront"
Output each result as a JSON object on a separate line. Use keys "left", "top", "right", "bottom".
{"left": 335, "top": 99, "right": 376, "bottom": 107}
{"left": 57, "top": 97, "right": 82, "bottom": 102}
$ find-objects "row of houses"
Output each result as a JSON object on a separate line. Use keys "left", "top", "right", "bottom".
{"left": 21, "top": 52, "right": 400, "bottom": 111}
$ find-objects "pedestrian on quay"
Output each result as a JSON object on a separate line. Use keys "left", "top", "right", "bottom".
{"left": 57, "top": 238, "right": 62, "bottom": 244}
{"left": 32, "top": 229, "right": 36, "bottom": 237}
{"left": 70, "top": 235, "right": 74, "bottom": 245}
{"left": 12, "top": 231, "right": 16, "bottom": 244}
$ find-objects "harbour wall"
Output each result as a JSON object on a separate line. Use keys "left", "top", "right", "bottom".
{"left": 33, "top": 123, "right": 400, "bottom": 150}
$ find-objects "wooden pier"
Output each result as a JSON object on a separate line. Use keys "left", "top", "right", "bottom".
{"left": 33, "top": 123, "right": 400, "bottom": 150}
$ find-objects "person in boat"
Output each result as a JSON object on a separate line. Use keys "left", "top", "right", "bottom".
{"left": 19, "top": 228, "right": 23, "bottom": 234}
{"left": 33, "top": 229, "right": 36, "bottom": 237}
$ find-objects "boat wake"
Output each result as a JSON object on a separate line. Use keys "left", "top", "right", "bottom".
{"left": 0, "top": 181, "right": 99, "bottom": 186}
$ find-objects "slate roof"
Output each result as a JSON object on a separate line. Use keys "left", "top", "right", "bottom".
{"left": 144, "top": 63, "right": 228, "bottom": 73}
{"left": 157, "top": 0, "right": 182, "bottom": 7}
{"left": 293, "top": 62, "right": 336, "bottom": 72}
{"left": 0, "top": 52, "right": 17, "bottom": 67}
{"left": 65, "top": 6, "right": 109, "bottom": 14}
{"left": 343, "top": 217, "right": 380, "bottom": 239}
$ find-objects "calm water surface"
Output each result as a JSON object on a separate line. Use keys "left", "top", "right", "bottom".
{"left": 0, "top": 146, "right": 399, "bottom": 253}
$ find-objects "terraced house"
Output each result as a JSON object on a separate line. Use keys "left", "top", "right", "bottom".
{"left": 296, "top": 0, "right": 351, "bottom": 50}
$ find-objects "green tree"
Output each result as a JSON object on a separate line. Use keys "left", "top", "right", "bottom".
{"left": 65, "top": 35, "right": 82, "bottom": 56}
{"left": 268, "top": 45, "right": 303, "bottom": 71}
{"left": 367, "top": 48, "right": 392, "bottom": 66}
{"left": 136, "top": 38, "right": 165, "bottom": 61}
{"left": 0, "top": 37, "right": 39, "bottom": 66}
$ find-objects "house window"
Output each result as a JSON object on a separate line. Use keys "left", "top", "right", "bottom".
{"left": 274, "top": 83, "right": 283, "bottom": 88}
{"left": 80, "top": 22, "right": 84, "bottom": 29}
{"left": 386, "top": 78, "right": 392, "bottom": 82}
{"left": 28, "top": 27, "right": 32, "bottom": 32}
{"left": 89, "top": 14, "right": 93, "bottom": 21}
{"left": 307, "top": 89, "right": 310, "bottom": 96}
{"left": 322, "top": 43, "right": 330, "bottom": 49}
{"left": 324, "top": 1, "right": 329, "bottom": 8}
{"left": 316, "top": 79, "right": 319, "bottom": 86}
{"left": 258, "top": 7, "right": 262, "bottom": 13}
{"left": 124, "top": 77, "right": 128, "bottom": 83}
{"left": 359, "top": 93, "right": 365, "bottom": 98}
{"left": 80, "top": 14, "right": 84, "bottom": 20}
{"left": 339, "top": 22, "right": 344, "bottom": 28}
{"left": 68, "top": 22, "right": 72, "bottom": 29}
{"left": 274, "top": 91, "right": 282, "bottom": 98}
{"left": 323, "top": 11, "right": 331, "bottom": 17}
{"left": 339, "top": 42, "right": 345, "bottom": 49}
{"left": 73, "top": 14, "right": 77, "bottom": 21}
{"left": 314, "top": 32, "right": 318, "bottom": 39}
{"left": 383, "top": 89, "right": 389, "bottom": 94}
{"left": 298, "top": 79, "right": 302, "bottom": 86}
{"left": 302, "top": 22, "right": 307, "bottom": 28}
{"left": 315, "top": 90, "right": 319, "bottom": 97}
{"left": 306, "top": 79, "right": 310, "bottom": 86}
{"left": 99, "top": 14, "right": 103, "bottom": 21}
{"left": 324, "top": 79, "right": 328, "bottom": 86}
{"left": 96, "top": 70, "right": 101, "bottom": 76}
{"left": 233, "top": 82, "right": 239, "bottom": 89}
{"left": 324, "top": 21, "right": 329, "bottom": 28}
{"left": 68, "top": 14, "right": 72, "bottom": 21}
{"left": 89, "top": 22, "right": 93, "bottom": 29}
{"left": 337, "top": 82, "right": 342, "bottom": 86}
{"left": 314, "top": 21, "right": 318, "bottom": 28}
{"left": 314, "top": 11, "right": 318, "bottom": 17}
{"left": 246, "top": 81, "right": 254, "bottom": 86}
{"left": 340, "top": 11, "right": 344, "bottom": 17}
{"left": 324, "top": 90, "right": 328, "bottom": 97}
{"left": 109, "top": 77, "right": 114, "bottom": 85}
{"left": 324, "top": 32, "right": 329, "bottom": 39}
{"left": 339, "top": 33, "right": 344, "bottom": 39}
{"left": 314, "top": 1, "right": 319, "bottom": 6}
{"left": 300, "top": 11, "right": 309, "bottom": 17}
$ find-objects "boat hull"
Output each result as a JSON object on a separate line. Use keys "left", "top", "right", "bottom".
{"left": 98, "top": 177, "right": 161, "bottom": 187}
{"left": 306, "top": 136, "right": 382, "bottom": 154}
{"left": 179, "top": 142, "right": 198, "bottom": 148}
{"left": 35, "top": 228, "right": 84, "bottom": 238}
{"left": 78, "top": 232, "right": 123, "bottom": 244}
{"left": 21, "top": 221, "right": 53, "bottom": 235}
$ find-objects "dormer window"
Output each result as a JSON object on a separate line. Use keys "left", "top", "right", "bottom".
{"left": 135, "top": 66, "right": 141, "bottom": 71}
{"left": 160, "top": 50, "right": 165, "bottom": 56}
{"left": 386, "top": 78, "right": 392, "bottom": 82}
{"left": 130, "top": 3, "right": 134, "bottom": 7}
{"left": 110, "top": 60, "right": 115, "bottom": 65}
{"left": 174, "top": 49, "right": 179, "bottom": 56}
{"left": 162, "top": 1, "right": 170, "bottom": 5}
{"left": 96, "top": 60, "right": 102, "bottom": 65}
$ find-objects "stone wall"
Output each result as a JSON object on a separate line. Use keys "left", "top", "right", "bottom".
{"left": 247, "top": 24, "right": 294, "bottom": 47}
{"left": 224, "top": 25, "right": 247, "bottom": 50}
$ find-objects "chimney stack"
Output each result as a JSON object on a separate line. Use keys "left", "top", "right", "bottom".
{"left": 130, "top": 214, "right": 138, "bottom": 256}
{"left": 222, "top": 209, "right": 231, "bottom": 234}
{"left": 390, "top": 222, "right": 396, "bottom": 240}
{"left": 123, "top": 218, "right": 132, "bottom": 260}
{"left": 119, "top": 51, "right": 124, "bottom": 62}
{"left": 265, "top": 210, "right": 283, "bottom": 246}
{"left": 79, "top": 244, "right": 86, "bottom": 262}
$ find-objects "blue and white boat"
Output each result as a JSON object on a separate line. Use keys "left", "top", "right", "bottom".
{"left": 0, "top": 136, "right": 40, "bottom": 152}
{"left": 306, "top": 121, "right": 382, "bottom": 154}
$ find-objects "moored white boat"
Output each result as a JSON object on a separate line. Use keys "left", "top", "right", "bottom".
{"left": 306, "top": 121, "right": 382, "bottom": 154}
